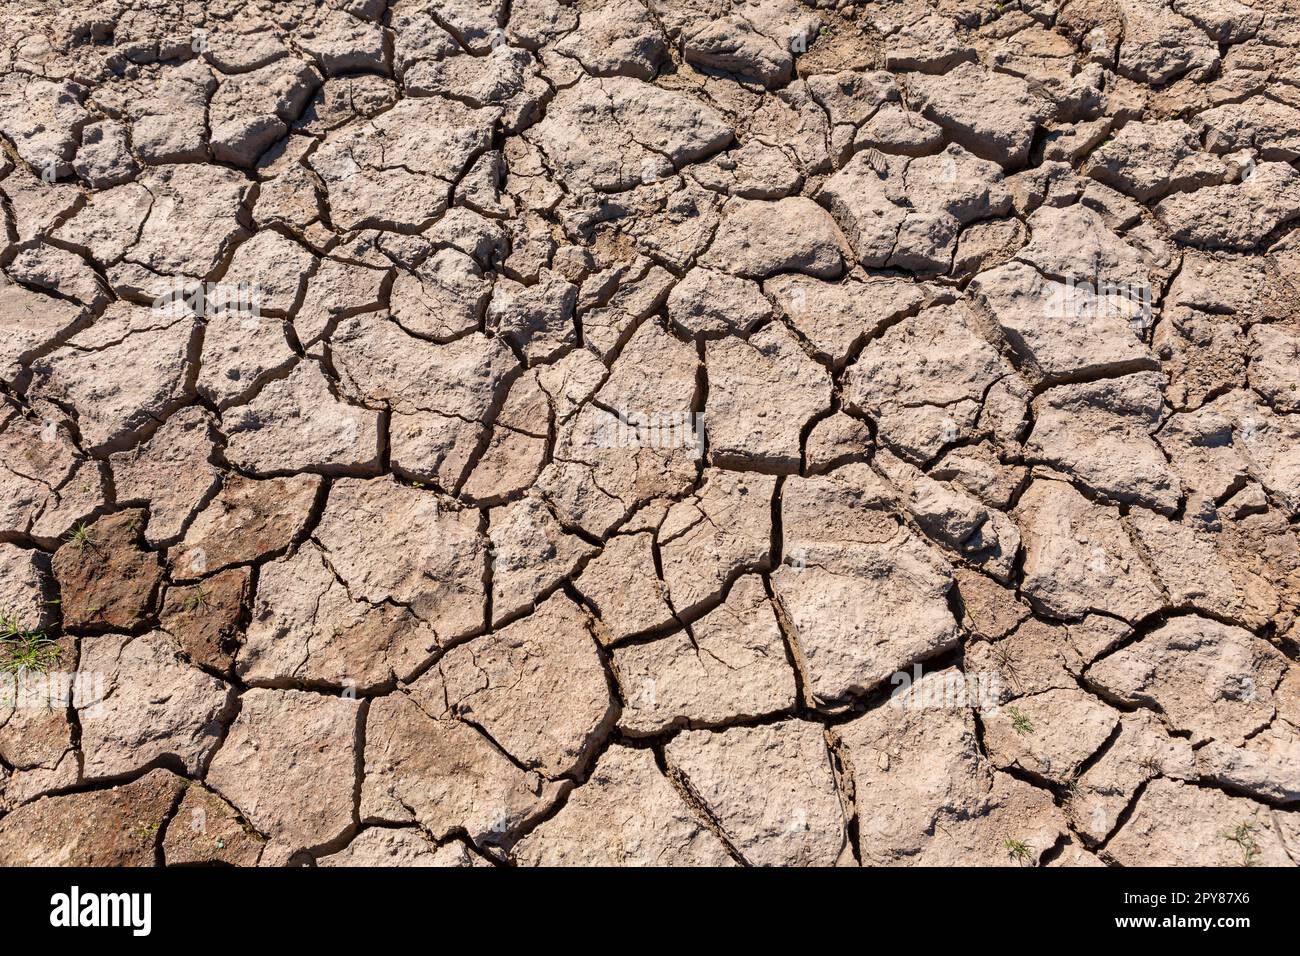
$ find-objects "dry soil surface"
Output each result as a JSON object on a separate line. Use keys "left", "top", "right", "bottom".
{"left": 0, "top": 0, "right": 1298, "bottom": 867}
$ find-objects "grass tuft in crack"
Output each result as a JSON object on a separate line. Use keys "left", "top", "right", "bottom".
{"left": 991, "top": 643, "right": 1022, "bottom": 691}
{"left": 183, "top": 586, "right": 211, "bottom": 613}
{"left": 64, "top": 521, "right": 95, "bottom": 551}
{"left": 0, "top": 613, "right": 62, "bottom": 675}
{"left": 1004, "top": 838, "right": 1032, "bottom": 863}
{"left": 1008, "top": 705, "right": 1033, "bottom": 736}
{"left": 1223, "top": 822, "right": 1260, "bottom": 867}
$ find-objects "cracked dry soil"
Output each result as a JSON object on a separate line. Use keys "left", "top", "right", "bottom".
{"left": 0, "top": 0, "right": 1298, "bottom": 869}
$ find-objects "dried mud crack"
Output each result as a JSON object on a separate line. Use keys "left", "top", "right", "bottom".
{"left": 0, "top": 0, "right": 1298, "bottom": 868}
